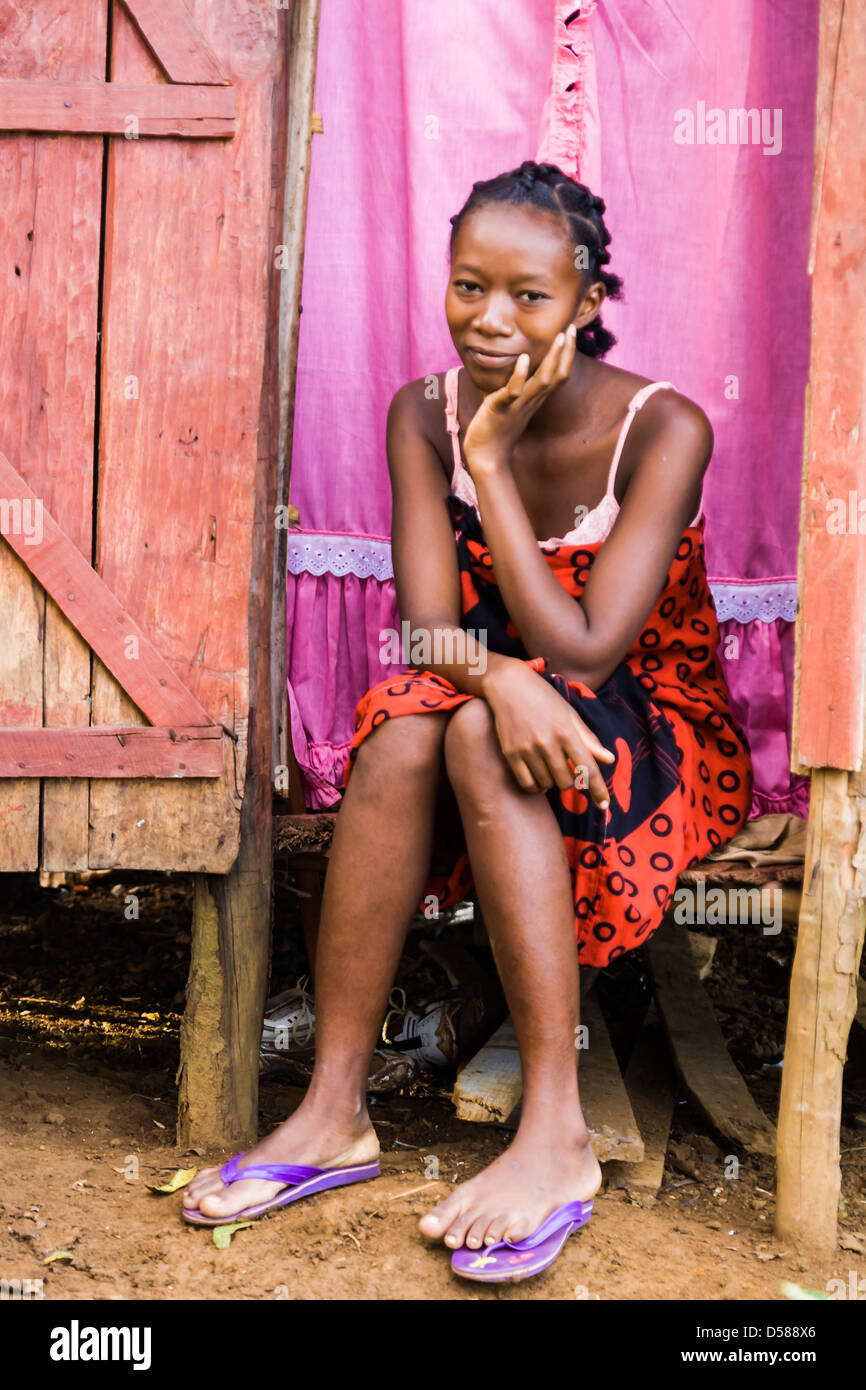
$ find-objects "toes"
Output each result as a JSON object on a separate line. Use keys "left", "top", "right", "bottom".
{"left": 501, "top": 1213, "right": 532, "bottom": 1245}
{"left": 442, "top": 1206, "right": 476, "bottom": 1250}
{"left": 418, "top": 1194, "right": 465, "bottom": 1239}
{"left": 463, "top": 1213, "right": 496, "bottom": 1250}
{"left": 483, "top": 1214, "right": 509, "bottom": 1246}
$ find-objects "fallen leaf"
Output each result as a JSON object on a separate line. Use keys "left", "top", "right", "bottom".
{"left": 212, "top": 1222, "right": 255, "bottom": 1249}
{"left": 146, "top": 1167, "right": 198, "bottom": 1195}
{"left": 152, "top": 1120, "right": 167, "bottom": 1130}
{"left": 839, "top": 1231, "right": 866, "bottom": 1255}
{"left": 43, "top": 1251, "right": 74, "bottom": 1265}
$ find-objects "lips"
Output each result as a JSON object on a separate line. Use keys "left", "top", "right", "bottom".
{"left": 467, "top": 346, "right": 518, "bottom": 367}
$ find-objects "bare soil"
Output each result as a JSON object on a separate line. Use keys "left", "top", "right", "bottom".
{"left": 1, "top": 870, "right": 865, "bottom": 1302}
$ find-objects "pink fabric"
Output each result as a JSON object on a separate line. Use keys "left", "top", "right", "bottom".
{"left": 287, "top": 0, "right": 816, "bottom": 818}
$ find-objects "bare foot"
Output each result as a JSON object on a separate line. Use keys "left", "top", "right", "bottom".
{"left": 418, "top": 1129, "right": 601, "bottom": 1251}
{"left": 183, "top": 1105, "right": 379, "bottom": 1222}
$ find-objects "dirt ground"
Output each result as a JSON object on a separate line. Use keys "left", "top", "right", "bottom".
{"left": 1, "top": 869, "right": 865, "bottom": 1302}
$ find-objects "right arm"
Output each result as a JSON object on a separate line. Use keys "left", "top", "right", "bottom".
{"left": 386, "top": 382, "right": 613, "bottom": 802}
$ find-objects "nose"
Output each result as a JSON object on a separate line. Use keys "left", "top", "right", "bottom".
{"left": 471, "top": 293, "right": 514, "bottom": 337}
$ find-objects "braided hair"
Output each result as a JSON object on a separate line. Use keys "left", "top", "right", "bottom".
{"left": 449, "top": 160, "right": 624, "bottom": 359}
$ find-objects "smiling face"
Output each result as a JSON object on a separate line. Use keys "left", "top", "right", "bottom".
{"left": 446, "top": 203, "right": 606, "bottom": 391}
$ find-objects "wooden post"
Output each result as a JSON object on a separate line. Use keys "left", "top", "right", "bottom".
{"left": 777, "top": 0, "right": 866, "bottom": 1250}
{"left": 271, "top": 0, "right": 323, "bottom": 791}
{"left": 175, "top": 8, "right": 292, "bottom": 1149}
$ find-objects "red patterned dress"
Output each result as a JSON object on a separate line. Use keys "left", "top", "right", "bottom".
{"left": 345, "top": 371, "right": 753, "bottom": 967}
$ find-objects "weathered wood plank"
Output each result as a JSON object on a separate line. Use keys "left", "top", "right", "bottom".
{"left": 579, "top": 989, "right": 644, "bottom": 1163}
{"left": 0, "top": 451, "right": 215, "bottom": 728}
{"left": 120, "top": 0, "right": 231, "bottom": 84}
{"left": 88, "top": 0, "right": 278, "bottom": 870}
{"left": 647, "top": 917, "right": 776, "bottom": 1158}
{"left": 606, "top": 1004, "right": 677, "bottom": 1203}
{"left": 177, "top": 0, "right": 288, "bottom": 1144}
{"left": 0, "top": 80, "right": 235, "bottom": 137}
{"left": 272, "top": 0, "right": 323, "bottom": 791}
{"left": 453, "top": 985, "right": 643, "bottom": 1163}
{"left": 0, "top": 724, "right": 222, "bottom": 777}
{"left": 779, "top": 0, "right": 866, "bottom": 1254}
{"left": 791, "top": 0, "right": 866, "bottom": 772}
{"left": 0, "top": 3, "right": 107, "bottom": 871}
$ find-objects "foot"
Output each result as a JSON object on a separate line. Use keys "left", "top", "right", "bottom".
{"left": 418, "top": 1128, "right": 601, "bottom": 1252}
{"left": 183, "top": 1105, "right": 380, "bottom": 1222}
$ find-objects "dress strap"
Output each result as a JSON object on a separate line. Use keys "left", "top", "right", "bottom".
{"left": 444, "top": 366, "right": 464, "bottom": 488}
{"left": 604, "top": 380, "right": 677, "bottom": 499}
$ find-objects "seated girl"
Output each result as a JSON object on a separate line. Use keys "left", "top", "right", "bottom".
{"left": 182, "top": 160, "right": 753, "bottom": 1284}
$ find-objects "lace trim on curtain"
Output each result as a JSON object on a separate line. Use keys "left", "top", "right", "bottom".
{"left": 712, "top": 581, "right": 798, "bottom": 623}
{"left": 288, "top": 533, "right": 798, "bottom": 623}
{"left": 287, "top": 533, "right": 394, "bottom": 582}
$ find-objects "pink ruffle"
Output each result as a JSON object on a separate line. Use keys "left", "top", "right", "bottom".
{"left": 536, "top": 1, "right": 602, "bottom": 192}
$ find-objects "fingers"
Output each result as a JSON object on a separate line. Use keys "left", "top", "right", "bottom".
{"left": 564, "top": 736, "right": 611, "bottom": 810}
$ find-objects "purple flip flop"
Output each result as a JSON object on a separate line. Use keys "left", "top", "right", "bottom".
{"left": 181, "top": 1152, "right": 381, "bottom": 1227}
{"left": 450, "top": 1199, "right": 593, "bottom": 1283}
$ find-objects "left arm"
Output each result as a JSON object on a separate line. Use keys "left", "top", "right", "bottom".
{"left": 471, "top": 394, "right": 712, "bottom": 689}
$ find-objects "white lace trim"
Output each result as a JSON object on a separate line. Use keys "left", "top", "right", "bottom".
{"left": 711, "top": 581, "right": 798, "bottom": 623}
{"left": 287, "top": 533, "right": 394, "bottom": 581}
{"left": 287, "top": 533, "right": 799, "bottom": 623}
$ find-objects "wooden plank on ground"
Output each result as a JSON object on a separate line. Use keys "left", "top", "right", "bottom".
{"left": 453, "top": 977, "right": 643, "bottom": 1162}
{"left": 606, "top": 1003, "right": 677, "bottom": 1203}
{"left": 579, "top": 989, "right": 644, "bottom": 1162}
{"left": 647, "top": 916, "right": 776, "bottom": 1157}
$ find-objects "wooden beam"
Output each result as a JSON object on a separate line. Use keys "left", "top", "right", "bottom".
{"left": 0, "top": 725, "right": 222, "bottom": 778}
{"left": 176, "top": 2, "right": 287, "bottom": 1144}
{"left": 777, "top": 770, "right": 866, "bottom": 1249}
{"left": 271, "top": 0, "right": 323, "bottom": 794}
{"left": 777, "top": 0, "right": 866, "bottom": 1254}
{"left": 0, "top": 451, "right": 215, "bottom": 728}
{"left": 120, "top": 0, "right": 231, "bottom": 84}
{"left": 790, "top": 0, "right": 866, "bottom": 772}
{"left": 647, "top": 918, "right": 776, "bottom": 1158}
{"left": 0, "top": 80, "right": 235, "bottom": 137}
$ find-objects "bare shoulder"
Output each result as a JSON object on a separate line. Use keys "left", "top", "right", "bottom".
{"left": 387, "top": 373, "right": 452, "bottom": 479}
{"left": 635, "top": 383, "right": 714, "bottom": 459}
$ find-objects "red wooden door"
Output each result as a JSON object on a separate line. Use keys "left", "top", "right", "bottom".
{"left": 0, "top": 0, "right": 284, "bottom": 873}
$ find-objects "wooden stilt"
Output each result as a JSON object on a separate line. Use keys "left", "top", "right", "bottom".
{"left": 777, "top": 0, "right": 866, "bottom": 1251}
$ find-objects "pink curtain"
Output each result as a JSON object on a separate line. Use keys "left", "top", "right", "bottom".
{"left": 288, "top": 0, "right": 815, "bottom": 818}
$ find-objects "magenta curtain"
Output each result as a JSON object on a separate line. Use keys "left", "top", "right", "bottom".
{"left": 287, "top": 0, "right": 814, "bottom": 818}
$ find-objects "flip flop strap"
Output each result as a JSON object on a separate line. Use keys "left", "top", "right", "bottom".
{"left": 502, "top": 1199, "right": 592, "bottom": 1251}
{"left": 220, "top": 1153, "right": 323, "bottom": 1186}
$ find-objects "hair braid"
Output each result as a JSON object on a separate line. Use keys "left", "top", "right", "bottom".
{"left": 448, "top": 160, "right": 624, "bottom": 358}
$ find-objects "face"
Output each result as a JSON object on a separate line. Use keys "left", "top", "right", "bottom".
{"left": 446, "top": 203, "right": 605, "bottom": 390}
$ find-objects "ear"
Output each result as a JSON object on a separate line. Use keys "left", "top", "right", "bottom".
{"left": 576, "top": 280, "right": 607, "bottom": 330}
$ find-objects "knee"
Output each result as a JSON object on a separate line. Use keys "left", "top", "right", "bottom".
{"left": 351, "top": 711, "right": 447, "bottom": 788}
{"left": 443, "top": 699, "right": 503, "bottom": 795}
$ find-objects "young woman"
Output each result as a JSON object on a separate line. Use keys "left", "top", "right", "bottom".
{"left": 182, "top": 161, "right": 753, "bottom": 1283}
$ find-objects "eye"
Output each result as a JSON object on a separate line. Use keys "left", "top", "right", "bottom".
{"left": 517, "top": 290, "right": 549, "bottom": 302}
{"left": 453, "top": 279, "right": 481, "bottom": 293}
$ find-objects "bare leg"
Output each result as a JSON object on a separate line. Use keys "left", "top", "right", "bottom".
{"left": 185, "top": 712, "right": 449, "bottom": 1219}
{"left": 419, "top": 699, "right": 602, "bottom": 1251}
